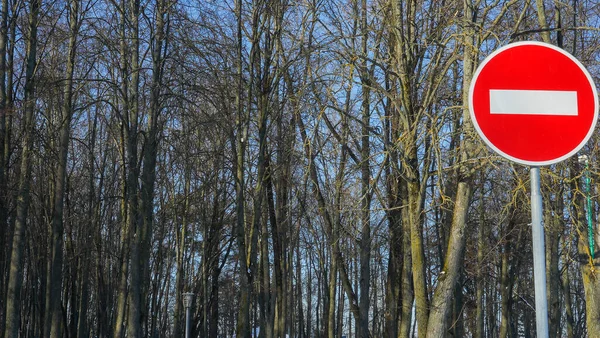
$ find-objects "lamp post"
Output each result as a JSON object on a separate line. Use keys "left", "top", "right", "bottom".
{"left": 183, "top": 293, "right": 195, "bottom": 338}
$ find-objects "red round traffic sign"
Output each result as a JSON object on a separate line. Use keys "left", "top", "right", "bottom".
{"left": 469, "top": 41, "right": 598, "bottom": 166}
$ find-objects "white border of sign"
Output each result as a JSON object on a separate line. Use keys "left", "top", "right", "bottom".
{"left": 468, "top": 41, "right": 599, "bottom": 166}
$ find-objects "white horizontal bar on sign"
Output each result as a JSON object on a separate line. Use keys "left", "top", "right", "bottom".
{"left": 489, "top": 89, "right": 578, "bottom": 116}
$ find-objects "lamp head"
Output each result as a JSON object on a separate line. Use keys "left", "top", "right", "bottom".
{"left": 183, "top": 293, "right": 194, "bottom": 308}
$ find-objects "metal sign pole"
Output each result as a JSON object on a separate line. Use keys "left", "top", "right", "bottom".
{"left": 530, "top": 166, "right": 549, "bottom": 338}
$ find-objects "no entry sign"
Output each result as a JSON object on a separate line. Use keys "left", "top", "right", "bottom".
{"left": 469, "top": 41, "right": 598, "bottom": 166}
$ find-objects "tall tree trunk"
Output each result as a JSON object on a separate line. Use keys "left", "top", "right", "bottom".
{"left": 2, "top": 9, "right": 15, "bottom": 328}
{"left": 266, "top": 152, "right": 285, "bottom": 338}
{"left": 384, "top": 206, "right": 402, "bottom": 338}
{"left": 76, "top": 109, "right": 99, "bottom": 338}
{"left": 398, "top": 212, "right": 414, "bottom": 338}
{"left": 255, "top": 16, "right": 273, "bottom": 334}
{"left": 580, "top": 259, "right": 600, "bottom": 335}
{"left": 573, "top": 157, "right": 600, "bottom": 336}
{"left": 138, "top": 0, "right": 167, "bottom": 334}
{"left": 389, "top": 0, "right": 429, "bottom": 332}
{"left": 0, "top": 0, "right": 8, "bottom": 304}
{"left": 233, "top": 0, "right": 253, "bottom": 335}
{"left": 535, "top": 0, "right": 552, "bottom": 43}
{"left": 328, "top": 144, "right": 345, "bottom": 338}
{"left": 327, "top": 255, "right": 337, "bottom": 338}
{"left": 259, "top": 192, "right": 273, "bottom": 338}
{"left": 296, "top": 242, "right": 305, "bottom": 338}
{"left": 384, "top": 73, "right": 402, "bottom": 337}
{"left": 499, "top": 230, "right": 513, "bottom": 338}
{"left": 272, "top": 6, "right": 288, "bottom": 336}
{"left": 358, "top": 0, "right": 371, "bottom": 336}
{"left": 451, "top": 271, "right": 465, "bottom": 337}
{"left": 3, "top": 0, "right": 39, "bottom": 335}
{"left": 114, "top": 0, "right": 141, "bottom": 334}
{"left": 45, "top": 1, "right": 79, "bottom": 336}
{"left": 475, "top": 182, "right": 486, "bottom": 338}
{"left": 425, "top": 2, "right": 476, "bottom": 335}
{"left": 173, "top": 169, "right": 190, "bottom": 338}
{"left": 545, "top": 189, "right": 561, "bottom": 338}
{"left": 562, "top": 255, "right": 574, "bottom": 338}
{"left": 125, "top": 0, "right": 142, "bottom": 335}
{"left": 210, "top": 259, "right": 220, "bottom": 338}
{"left": 94, "top": 136, "right": 110, "bottom": 338}
{"left": 113, "top": 0, "right": 130, "bottom": 333}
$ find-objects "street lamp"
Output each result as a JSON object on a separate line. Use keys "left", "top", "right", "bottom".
{"left": 183, "top": 293, "right": 195, "bottom": 338}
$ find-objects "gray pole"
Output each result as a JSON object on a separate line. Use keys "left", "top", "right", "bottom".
{"left": 530, "top": 167, "right": 549, "bottom": 338}
{"left": 183, "top": 293, "right": 194, "bottom": 338}
{"left": 186, "top": 306, "right": 191, "bottom": 338}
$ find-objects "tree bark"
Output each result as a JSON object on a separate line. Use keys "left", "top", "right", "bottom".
{"left": 425, "top": 2, "right": 477, "bottom": 335}
{"left": 3, "top": 0, "right": 39, "bottom": 335}
{"left": 76, "top": 109, "right": 100, "bottom": 338}
{"left": 475, "top": 183, "right": 485, "bottom": 338}
{"left": 562, "top": 256, "right": 574, "bottom": 338}
{"left": 0, "top": 0, "right": 8, "bottom": 299}
{"left": 114, "top": 0, "right": 142, "bottom": 334}
{"left": 45, "top": 1, "right": 79, "bottom": 336}
{"left": 358, "top": 1, "right": 372, "bottom": 336}
{"left": 384, "top": 72, "right": 402, "bottom": 337}
{"left": 499, "top": 227, "right": 513, "bottom": 338}
{"left": 233, "top": 0, "right": 253, "bottom": 335}
{"left": 173, "top": 168, "right": 190, "bottom": 338}
{"left": 398, "top": 214, "right": 414, "bottom": 338}
{"left": 545, "top": 188, "right": 561, "bottom": 338}
{"left": 137, "top": 0, "right": 167, "bottom": 334}
{"left": 572, "top": 157, "right": 600, "bottom": 337}
{"left": 125, "top": 0, "right": 142, "bottom": 335}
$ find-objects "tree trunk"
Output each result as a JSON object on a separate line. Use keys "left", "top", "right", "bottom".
{"left": 389, "top": 0, "right": 430, "bottom": 332}
{"left": 572, "top": 157, "right": 600, "bottom": 337}
{"left": 535, "top": 0, "right": 552, "bottom": 44}
{"left": 358, "top": 0, "right": 372, "bottom": 336}
{"left": 259, "top": 192, "right": 273, "bottom": 338}
{"left": 499, "top": 233, "right": 512, "bottom": 338}
{"left": 234, "top": 0, "right": 252, "bottom": 335}
{"left": 210, "top": 262, "right": 220, "bottom": 338}
{"left": 562, "top": 256, "right": 574, "bottom": 338}
{"left": 545, "top": 190, "right": 561, "bottom": 338}
{"left": 137, "top": 0, "right": 167, "bottom": 335}
{"left": 173, "top": 169, "right": 190, "bottom": 338}
{"left": 398, "top": 215, "right": 414, "bottom": 338}
{"left": 0, "top": 0, "right": 8, "bottom": 304}
{"left": 296, "top": 243, "right": 305, "bottom": 338}
{"left": 254, "top": 26, "right": 272, "bottom": 335}
{"left": 3, "top": 0, "right": 39, "bottom": 335}
{"left": 425, "top": 2, "right": 477, "bottom": 334}
{"left": 384, "top": 75, "right": 402, "bottom": 337}
{"left": 125, "top": 0, "right": 142, "bottom": 335}
{"left": 77, "top": 109, "right": 99, "bottom": 338}
{"left": 327, "top": 255, "right": 337, "bottom": 338}
{"left": 266, "top": 152, "right": 286, "bottom": 338}
{"left": 114, "top": 0, "right": 142, "bottom": 334}
{"left": 475, "top": 186, "right": 485, "bottom": 338}
{"left": 426, "top": 181, "right": 472, "bottom": 338}
{"left": 451, "top": 271, "right": 465, "bottom": 337}
{"left": 45, "top": 1, "right": 79, "bottom": 336}
{"left": 581, "top": 263, "right": 600, "bottom": 336}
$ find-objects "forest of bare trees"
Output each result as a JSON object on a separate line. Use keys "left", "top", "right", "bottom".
{"left": 1, "top": 0, "right": 600, "bottom": 337}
